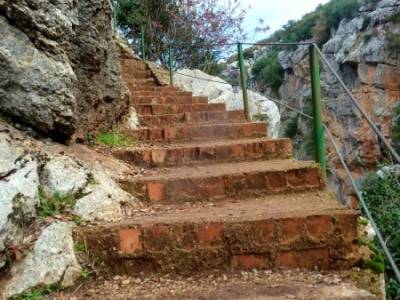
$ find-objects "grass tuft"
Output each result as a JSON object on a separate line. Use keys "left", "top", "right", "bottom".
{"left": 95, "top": 131, "right": 135, "bottom": 147}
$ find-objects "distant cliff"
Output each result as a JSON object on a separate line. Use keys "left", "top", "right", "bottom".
{"left": 222, "top": 0, "right": 400, "bottom": 203}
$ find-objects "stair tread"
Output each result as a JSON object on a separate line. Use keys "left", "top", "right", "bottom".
{"left": 138, "top": 110, "right": 244, "bottom": 118}
{"left": 136, "top": 121, "right": 266, "bottom": 130}
{"left": 126, "top": 137, "right": 288, "bottom": 150}
{"left": 88, "top": 190, "right": 354, "bottom": 227}
{"left": 130, "top": 159, "right": 317, "bottom": 181}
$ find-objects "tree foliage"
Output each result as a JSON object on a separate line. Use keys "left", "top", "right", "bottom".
{"left": 113, "top": 0, "right": 246, "bottom": 69}
{"left": 264, "top": 0, "right": 361, "bottom": 45}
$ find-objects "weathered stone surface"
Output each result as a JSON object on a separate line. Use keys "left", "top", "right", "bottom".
{"left": 0, "top": 0, "right": 129, "bottom": 138}
{"left": 74, "top": 170, "right": 141, "bottom": 222}
{"left": 0, "top": 133, "right": 39, "bottom": 270}
{"left": 2, "top": 222, "right": 81, "bottom": 299}
{"left": 0, "top": 122, "right": 142, "bottom": 295}
{"left": 320, "top": 285, "right": 377, "bottom": 300}
{"left": 0, "top": 16, "right": 77, "bottom": 137}
{"left": 174, "top": 69, "right": 280, "bottom": 137}
{"left": 42, "top": 156, "right": 89, "bottom": 196}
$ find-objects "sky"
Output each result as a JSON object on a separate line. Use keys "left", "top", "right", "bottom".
{"left": 241, "top": 0, "right": 330, "bottom": 42}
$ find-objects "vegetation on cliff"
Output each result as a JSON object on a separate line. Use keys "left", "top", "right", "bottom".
{"left": 363, "top": 170, "right": 400, "bottom": 299}
{"left": 265, "top": 0, "right": 361, "bottom": 45}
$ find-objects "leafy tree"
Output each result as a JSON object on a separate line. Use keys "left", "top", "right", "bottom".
{"left": 114, "top": 0, "right": 246, "bottom": 69}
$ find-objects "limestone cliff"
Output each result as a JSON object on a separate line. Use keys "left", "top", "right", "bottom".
{"left": 223, "top": 0, "right": 400, "bottom": 203}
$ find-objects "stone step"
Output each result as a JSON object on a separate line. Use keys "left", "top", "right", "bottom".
{"left": 137, "top": 110, "right": 246, "bottom": 127}
{"left": 113, "top": 138, "right": 292, "bottom": 168}
{"left": 131, "top": 89, "right": 192, "bottom": 97}
{"left": 79, "top": 190, "right": 358, "bottom": 275}
{"left": 121, "top": 70, "right": 152, "bottom": 79}
{"left": 133, "top": 122, "right": 267, "bottom": 142}
{"left": 121, "top": 59, "right": 148, "bottom": 71}
{"left": 136, "top": 103, "right": 226, "bottom": 116}
{"left": 134, "top": 96, "right": 208, "bottom": 105}
{"left": 120, "top": 160, "right": 323, "bottom": 204}
{"left": 125, "top": 78, "right": 158, "bottom": 86}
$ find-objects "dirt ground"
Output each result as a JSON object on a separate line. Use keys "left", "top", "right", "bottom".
{"left": 54, "top": 268, "right": 381, "bottom": 300}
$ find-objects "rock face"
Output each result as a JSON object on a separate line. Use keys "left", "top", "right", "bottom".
{"left": 2, "top": 222, "right": 81, "bottom": 299}
{"left": 174, "top": 69, "right": 281, "bottom": 137}
{"left": 0, "top": 0, "right": 129, "bottom": 139}
{"left": 226, "top": 0, "right": 400, "bottom": 204}
{"left": 0, "top": 133, "right": 39, "bottom": 270}
{"left": 277, "top": 0, "right": 400, "bottom": 202}
{"left": 0, "top": 121, "right": 141, "bottom": 298}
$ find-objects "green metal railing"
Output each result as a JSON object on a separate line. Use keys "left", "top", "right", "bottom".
{"left": 165, "top": 41, "right": 328, "bottom": 175}
{"left": 237, "top": 42, "right": 251, "bottom": 121}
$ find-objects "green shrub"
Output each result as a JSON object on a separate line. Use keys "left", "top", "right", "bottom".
{"left": 267, "top": 0, "right": 361, "bottom": 45}
{"left": 389, "top": 11, "right": 400, "bottom": 23}
{"left": 362, "top": 16, "right": 371, "bottom": 30}
{"left": 386, "top": 31, "right": 400, "bottom": 53}
{"left": 362, "top": 171, "right": 400, "bottom": 299}
{"left": 363, "top": 32, "right": 373, "bottom": 43}
{"left": 96, "top": 131, "right": 135, "bottom": 147}
{"left": 392, "top": 102, "right": 400, "bottom": 152}
{"left": 252, "top": 51, "right": 284, "bottom": 92}
{"left": 243, "top": 47, "right": 254, "bottom": 60}
{"left": 281, "top": 114, "right": 299, "bottom": 138}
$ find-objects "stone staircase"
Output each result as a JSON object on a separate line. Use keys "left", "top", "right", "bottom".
{"left": 80, "top": 58, "right": 359, "bottom": 275}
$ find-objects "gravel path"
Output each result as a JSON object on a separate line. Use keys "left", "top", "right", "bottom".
{"left": 55, "top": 268, "right": 381, "bottom": 300}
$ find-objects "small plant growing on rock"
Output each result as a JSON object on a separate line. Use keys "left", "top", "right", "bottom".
{"left": 95, "top": 131, "right": 135, "bottom": 148}
{"left": 37, "top": 186, "right": 82, "bottom": 219}
{"left": 10, "top": 283, "right": 62, "bottom": 300}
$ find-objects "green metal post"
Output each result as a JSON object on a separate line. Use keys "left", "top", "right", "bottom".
{"left": 168, "top": 47, "right": 173, "bottom": 86}
{"left": 141, "top": 25, "right": 146, "bottom": 61}
{"left": 309, "top": 44, "right": 327, "bottom": 179}
{"left": 237, "top": 42, "right": 251, "bottom": 121}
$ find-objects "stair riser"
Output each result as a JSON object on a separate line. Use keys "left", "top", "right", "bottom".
{"left": 121, "top": 167, "right": 323, "bottom": 204}
{"left": 122, "top": 71, "right": 152, "bottom": 79}
{"left": 125, "top": 77, "right": 158, "bottom": 86}
{"left": 79, "top": 212, "right": 358, "bottom": 275}
{"left": 131, "top": 91, "right": 191, "bottom": 97}
{"left": 121, "top": 62, "right": 148, "bottom": 72}
{"left": 114, "top": 139, "right": 292, "bottom": 168}
{"left": 137, "top": 104, "right": 226, "bottom": 115}
{"left": 134, "top": 123, "right": 267, "bottom": 142}
{"left": 134, "top": 96, "right": 208, "bottom": 105}
{"left": 138, "top": 110, "right": 246, "bottom": 127}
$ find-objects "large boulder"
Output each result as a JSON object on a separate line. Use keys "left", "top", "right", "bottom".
{"left": 0, "top": 133, "right": 39, "bottom": 270}
{"left": 174, "top": 69, "right": 281, "bottom": 137}
{"left": 0, "top": 122, "right": 141, "bottom": 297}
{"left": 2, "top": 222, "right": 81, "bottom": 299}
{"left": 0, "top": 0, "right": 129, "bottom": 139}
